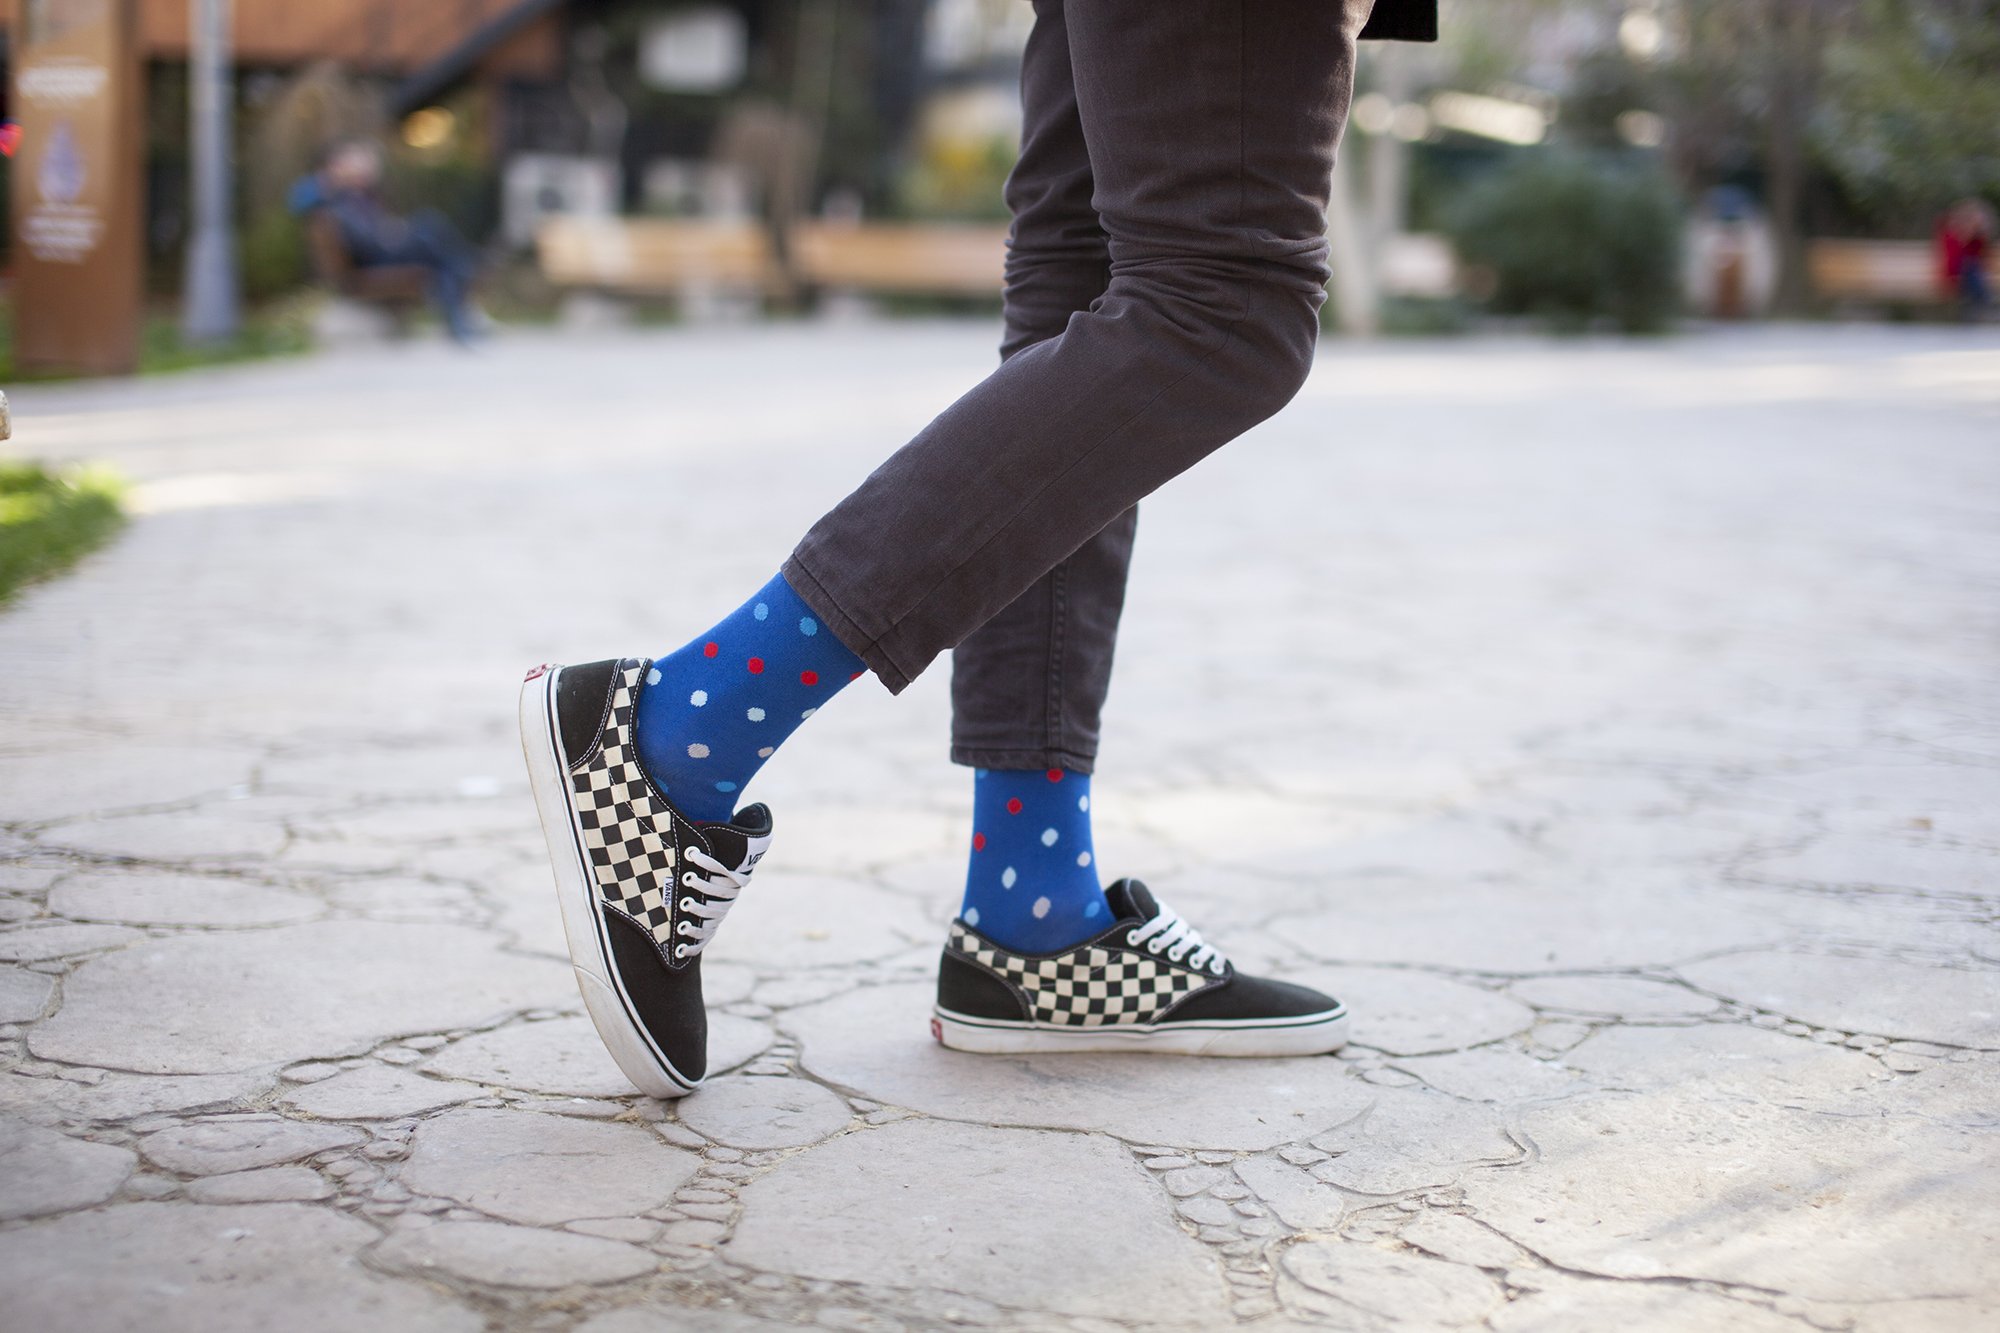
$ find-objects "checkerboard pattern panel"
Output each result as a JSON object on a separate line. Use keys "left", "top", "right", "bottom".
{"left": 570, "top": 662, "right": 681, "bottom": 950}
{"left": 948, "top": 923, "right": 1213, "bottom": 1027}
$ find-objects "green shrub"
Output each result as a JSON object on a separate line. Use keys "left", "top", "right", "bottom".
{"left": 1446, "top": 153, "right": 1685, "bottom": 334}
{"left": 0, "top": 462, "right": 126, "bottom": 603}
{"left": 241, "top": 207, "right": 308, "bottom": 301}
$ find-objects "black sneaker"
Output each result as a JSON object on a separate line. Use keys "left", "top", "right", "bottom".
{"left": 932, "top": 879, "right": 1347, "bottom": 1056}
{"left": 519, "top": 658, "right": 772, "bottom": 1098}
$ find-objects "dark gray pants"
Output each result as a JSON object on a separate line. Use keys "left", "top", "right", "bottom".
{"left": 783, "top": 0, "right": 1367, "bottom": 771}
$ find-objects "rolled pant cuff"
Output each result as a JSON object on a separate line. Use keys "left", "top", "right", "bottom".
{"left": 949, "top": 745, "right": 1098, "bottom": 776}
{"left": 780, "top": 553, "right": 917, "bottom": 694}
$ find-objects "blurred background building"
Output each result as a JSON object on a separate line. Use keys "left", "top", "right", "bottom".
{"left": 2, "top": 0, "right": 1995, "bottom": 371}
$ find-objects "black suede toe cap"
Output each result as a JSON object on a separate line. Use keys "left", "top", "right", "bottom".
{"left": 604, "top": 906, "right": 707, "bottom": 1083}
{"left": 1165, "top": 972, "right": 1343, "bottom": 1024}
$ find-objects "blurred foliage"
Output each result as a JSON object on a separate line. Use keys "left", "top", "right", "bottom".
{"left": 1816, "top": 0, "right": 2000, "bottom": 219}
{"left": 385, "top": 89, "right": 501, "bottom": 244}
{"left": 896, "top": 136, "right": 1015, "bottom": 222}
{"left": 0, "top": 462, "right": 126, "bottom": 605}
{"left": 242, "top": 207, "right": 309, "bottom": 301}
{"left": 1379, "top": 295, "right": 1478, "bottom": 337}
{"left": 138, "top": 297, "right": 316, "bottom": 373}
{"left": 1446, "top": 152, "right": 1683, "bottom": 332}
{"left": 0, "top": 301, "right": 314, "bottom": 383}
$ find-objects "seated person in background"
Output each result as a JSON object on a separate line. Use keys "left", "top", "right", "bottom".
{"left": 1938, "top": 199, "right": 1994, "bottom": 322}
{"left": 289, "top": 141, "right": 485, "bottom": 343}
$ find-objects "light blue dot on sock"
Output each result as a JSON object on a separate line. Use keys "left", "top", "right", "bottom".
{"left": 1041, "top": 828, "right": 1059, "bottom": 847}
{"left": 1085, "top": 900, "right": 1102, "bottom": 918}
{"left": 799, "top": 617, "right": 818, "bottom": 636}
{"left": 715, "top": 781, "right": 737, "bottom": 792}
{"left": 646, "top": 667, "right": 661, "bottom": 686}
{"left": 753, "top": 602, "right": 769, "bottom": 621}
{"left": 965, "top": 907, "right": 981, "bottom": 927}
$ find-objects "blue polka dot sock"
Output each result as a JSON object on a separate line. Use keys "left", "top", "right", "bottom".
{"left": 960, "top": 767, "right": 1110, "bottom": 952}
{"left": 632, "top": 572, "right": 866, "bottom": 823}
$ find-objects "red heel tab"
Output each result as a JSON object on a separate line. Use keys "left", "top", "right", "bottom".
{"left": 523, "top": 663, "right": 555, "bottom": 682}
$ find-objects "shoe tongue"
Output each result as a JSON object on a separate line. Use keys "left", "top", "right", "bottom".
{"left": 1103, "top": 877, "right": 1160, "bottom": 923}
{"left": 696, "top": 803, "right": 774, "bottom": 876}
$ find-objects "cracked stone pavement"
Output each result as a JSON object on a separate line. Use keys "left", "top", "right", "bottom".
{"left": 1, "top": 322, "right": 1997, "bottom": 1332}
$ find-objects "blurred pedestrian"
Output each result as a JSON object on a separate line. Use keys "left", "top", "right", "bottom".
{"left": 289, "top": 141, "right": 486, "bottom": 343}
{"left": 1938, "top": 198, "right": 1994, "bottom": 322}
{"left": 519, "top": 0, "right": 1438, "bottom": 1097}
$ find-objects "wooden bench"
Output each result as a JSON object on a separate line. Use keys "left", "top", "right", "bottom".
{"left": 791, "top": 222, "right": 1007, "bottom": 296}
{"left": 1807, "top": 238, "right": 1993, "bottom": 307}
{"left": 536, "top": 217, "right": 1008, "bottom": 299}
{"left": 304, "top": 210, "right": 431, "bottom": 311}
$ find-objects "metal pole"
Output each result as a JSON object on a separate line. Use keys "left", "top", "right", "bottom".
{"left": 183, "top": 0, "right": 240, "bottom": 342}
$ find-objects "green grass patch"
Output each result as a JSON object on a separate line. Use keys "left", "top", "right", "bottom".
{"left": 0, "top": 298, "right": 314, "bottom": 382}
{"left": 0, "top": 462, "right": 127, "bottom": 603}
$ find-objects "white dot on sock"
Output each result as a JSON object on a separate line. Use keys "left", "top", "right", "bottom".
{"left": 1077, "top": 851, "right": 1092, "bottom": 867}
{"left": 1032, "top": 896, "right": 1051, "bottom": 919}
{"left": 757, "top": 746, "right": 775, "bottom": 758}
{"left": 801, "top": 708, "right": 817, "bottom": 719}
{"left": 964, "top": 907, "right": 980, "bottom": 927}
{"left": 646, "top": 667, "right": 661, "bottom": 686}
{"left": 1041, "top": 828, "right": 1058, "bottom": 847}
{"left": 746, "top": 707, "right": 766, "bottom": 722}
{"left": 689, "top": 690, "right": 708, "bottom": 707}
{"left": 1079, "top": 795, "right": 1089, "bottom": 812}
{"left": 686, "top": 742, "right": 709, "bottom": 759}
{"left": 1001, "top": 866, "right": 1017, "bottom": 889}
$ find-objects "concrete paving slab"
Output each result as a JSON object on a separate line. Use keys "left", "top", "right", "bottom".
{"left": 725, "top": 1118, "right": 1231, "bottom": 1323}
{"left": 1, "top": 323, "right": 1995, "bottom": 1327}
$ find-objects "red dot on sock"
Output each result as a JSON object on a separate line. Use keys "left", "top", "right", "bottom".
{"left": 849, "top": 671, "right": 864, "bottom": 681}
{"left": 1006, "top": 798, "right": 1023, "bottom": 815}
{"left": 800, "top": 670, "right": 819, "bottom": 686}
{"left": 972, "top": 832, "right": 986, "bottom": 851}
{"left": 1046, "top": 769, "right": 1063, "bottom": 783}
{"left": 702, "top": 642, "right": 718, "bottom": 658}
{"left": 747, "top": 658, "right": 764, "bottom": 674}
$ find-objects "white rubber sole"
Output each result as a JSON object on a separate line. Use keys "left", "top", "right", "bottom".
{"left": 931, "top": 1005, "right": 1350, "bottom": 1057}
{"left": 519, "top": 665, "right": 697, "bottom": 1100}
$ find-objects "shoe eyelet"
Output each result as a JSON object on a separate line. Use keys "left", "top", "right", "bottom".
{"left": 1147, "top": 942, "right": 1164, "bottom": 955}
{"left": 673, "top": 944, "right": 688, "bottom": 958}
{"left": 679, "top": 897, "right": 696, "bottom": 913}
{"left": 1167, "top": 948, "right": 1188, "bottom": 963}
{"left": 1125, "top": 931, "right": 1142, "bottom": 946}
{"left": 681, "top": 872, "right": 698, "bottom": 889}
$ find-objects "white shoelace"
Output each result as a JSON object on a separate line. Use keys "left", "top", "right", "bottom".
{"left": 1125, "top": 898, "right": 1228, "bottom": 976}
{"left": 672, "top": 847, "right": 751, "bottom": 959}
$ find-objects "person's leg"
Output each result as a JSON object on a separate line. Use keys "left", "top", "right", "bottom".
{"left": 527, "top": 0, "right": 1364, "bottom": 1089}
{"left": 786, "top": 0, "right": 1367, "bottom": 695}
{"left": 952, "top": 0, "right": 1130, "bottom": 782}
{"left": 1962, "top": 259, "right": 1993, "bottom": 320}
{"left": 407, "top": 210, "right": 481, "bottom": 341}
{"left": 952, "top": 0, "right": 1121, "bottom": 950}
{"left": 632, "top": 572, "right": 864, "bottom": 823}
